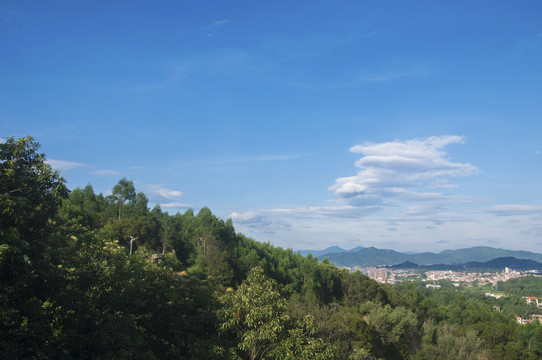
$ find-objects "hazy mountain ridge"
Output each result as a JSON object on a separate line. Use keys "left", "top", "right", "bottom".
{"left": 313, "top": 246, "right": 542, "bottom": 267}
{"left": 388, "top": 257, "right": 542, "bottom": 271}
{"left": 297, "top": 246, "right": 349, "bottom": 257}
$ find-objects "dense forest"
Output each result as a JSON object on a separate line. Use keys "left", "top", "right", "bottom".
{"left": 2, "top": 136, "right": 542, "bottom": 359}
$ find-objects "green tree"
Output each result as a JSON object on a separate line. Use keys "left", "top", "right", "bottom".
{"left": 218, "top": 266, "right": 288, "bottom": 359}
{"left": 110, "top": 177, "right": 136, "bottom": 220}
{"left": 218, "top": 266, "right": 333, "bottom": 359}
{"left": 59, "top": 184, "right": 104, "bottom": 232}
{"left": 413, "top": 320, "right": 486, "bottom": 360}
{"left": 360, "top": 302, "right": 418, "bottom": 358}
{"left": 0, "top": 135, "right": 68, "bottom": 245}
{"left": 0, "top": 136, "right": 68, "bottom": 358}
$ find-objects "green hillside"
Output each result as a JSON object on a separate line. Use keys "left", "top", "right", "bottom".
{"left": 2, "top": 136, "right": 542, "bottom": 360}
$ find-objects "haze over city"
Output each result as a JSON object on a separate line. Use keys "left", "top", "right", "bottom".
{"left": 2, "top": 1, "right": 542, "bottom": 252}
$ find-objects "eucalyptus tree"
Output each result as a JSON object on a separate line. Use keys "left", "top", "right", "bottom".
{"left": 110, "top": 177, "right": 136, "bottom": 220}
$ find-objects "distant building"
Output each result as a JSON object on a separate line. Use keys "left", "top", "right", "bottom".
{"left": 485, "top": 293, "right": 506, "bottom": 299}
{"left": 515, "top": 315, "right": 532, "bottom": 324}
{"left": 526, "top": 296, "right": 539, "bottom": 306}
{"left": 369, "top": 269, "right": 388, "bottom": 283}
{"left": 515, "top": 314, "right": 542, "bottom": 325}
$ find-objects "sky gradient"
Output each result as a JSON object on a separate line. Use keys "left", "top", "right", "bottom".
{"left": 2, "top": 1, "right": 542, "bottom": 252}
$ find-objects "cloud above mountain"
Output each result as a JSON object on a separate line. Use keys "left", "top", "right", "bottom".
{"left": 330, "top": 135, "right": 478, "bottom": 206}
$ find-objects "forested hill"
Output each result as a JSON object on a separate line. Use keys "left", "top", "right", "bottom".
{"left": 3, "top": 136, "right": 542, "bottom": 359}
{"left": 319, "top": 246, "right": 542, "bottom": 267}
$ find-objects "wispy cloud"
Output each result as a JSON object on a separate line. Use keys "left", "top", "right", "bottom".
{"left": 188, "top": 153, "right": 307, "bottom": 168}
{"left": 289, "top": 65, "right": 429, "bottom": 90}
{"left": 92, "top": 169, "right": 123, "bottom": 176}
{"left": 4, "top": 10, "right": 23, "bottom": 23}
{"left": 229, "top": 211, "right": 291, "bottom": 234}
{"left": 105, "top": 66, "right": 187, "bottom": 94}
{"left": 267, "top": 204, "right": 382, "bottom": 219}
{"left": 486, "top": 204, "right": 542, "bottom": 216}
{"left": 47, "top": 159, "right": 89, "bottom": 171}
{"left": 221, "top": 153, "right": 306, "bottom": 164}
{"left": 230, "top": 204, "right": 379, "bottom": 235}
{"left": 206, "top": 19, "right": 230, "bottom": 30}
{"left": 160, "top": 202, "right": 192, "bottom": 209}
{"left": 290, "top": 72, "right": 406, "bottom": 90}
{"left": 105, "top": 48, "right": 250, "bottom": 94}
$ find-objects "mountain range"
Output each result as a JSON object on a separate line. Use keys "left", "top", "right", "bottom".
{"left": 388, "top": 257, "right": 542, "bottom": 271}
{"left": 298, "top": 246, "right": 542, "bottom": 267}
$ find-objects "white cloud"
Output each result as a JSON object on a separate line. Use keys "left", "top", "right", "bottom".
{"left": 229, "top": 211, "right": 259, "bottom": 222}
{"left": 145, "top": 184, "right": 183, "bottom": 201}
{"left": 143, "top": 184, "right": 188, "bottom": 210}
{"left": 47, "top": 159, "right": 88, "bottom": 171}
{"left": 330, "top": 135, "right": 478, "bottom": 205}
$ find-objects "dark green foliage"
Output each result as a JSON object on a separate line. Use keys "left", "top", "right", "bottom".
{"left": 52, "top": 237, "right": 217, "bottom": 359}
{"left": 0, "top": 136, "right": 69, "bottom": 240}
{"left": 413, "top": 320, "right": 486, "bottom": 360}
{"left": 499, "top": 276, "right": 542, "bottom": 298}
{"left": 0, "top": 136, "right": 69, "bottom": 358}
{"left": 218, "top": 266, "right": 334, "bottom": 360}
{"left": 341, "top": 270, "right": 389, "bottom": 307}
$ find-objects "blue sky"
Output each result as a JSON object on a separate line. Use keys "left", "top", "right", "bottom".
{"left": 2, "top": 1, "right": 542, "bottom": 252}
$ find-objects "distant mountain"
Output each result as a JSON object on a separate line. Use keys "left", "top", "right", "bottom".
{"left": 298, "top": 246, "right": 354, "bottom": 258}
{"left": 322, "top": 247, "right": 407, "bottom": 266}
{"left": 349, "top": 246, "right": 364, "bottom": 252}
{"left": 388, "top": 257, "right": 542, "bottom": 271}
{"left": 464, "top": 257, "right": 542, "bottom": 271}
{"left": 317, "top": 246, "right": 542, "bottom": 267}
